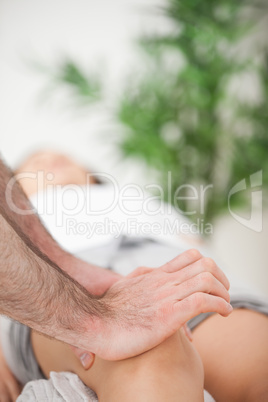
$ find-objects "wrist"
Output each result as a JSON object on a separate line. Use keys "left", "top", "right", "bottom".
{"left": 66, "top": 297, "right": 109, "bottom": 353}
{"left": 57, "top": 253, "right": 122, "bottom": 295}
{"left": 8, "top": 241, "right": 106, "bottom": 351}
{"left": 43, "top": 267, "right": 105, "bottom": 347}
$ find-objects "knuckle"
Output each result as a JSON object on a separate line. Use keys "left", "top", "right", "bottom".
{"left": 199, "top": 271, "right": 214, "bottom": 286}
{"left": 130, "top": 266, "right": 153, "bottom": 278}
{"left": 165, "top": 260, "right": 173, "bottom": 270}
{"left": 183, "top": 277, "right": 196, "bottom": 291}
{"left": 187, "top": 248, "right": 202, "bottom": 260}
{"left": 202, "top": 257, "right": 216, "bottom": 271}
{"left": 136, "top": 266, "right": 145, "bottom": 274}
{"left": 192, "top": 293, "right": 205, "bottom": 310}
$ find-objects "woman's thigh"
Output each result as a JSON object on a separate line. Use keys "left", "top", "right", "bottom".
{"left": 192, "top": 308, "right": 268, "bottom": 402}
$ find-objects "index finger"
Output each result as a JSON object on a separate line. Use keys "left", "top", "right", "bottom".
{"left": 160, "top": 249, "right": 203, "bottom": 273}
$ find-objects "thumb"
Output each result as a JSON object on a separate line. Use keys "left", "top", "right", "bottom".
{"left": 69, "top": 346, "right": 95, "bottom": 370}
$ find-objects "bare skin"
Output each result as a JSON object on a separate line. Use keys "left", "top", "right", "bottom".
{"left": 192, "top": 308, "right": 268, "bottom": 401}
{"left": 29, "top": 308, "right": 268, "bottom": 402}
{"left": 0, "top": 339, "right": 22, "bottom": 402}
{"left": 31, "top": 328, "right": 205, "bottom": 402}
{"left": 15, "top": 150, "right": 97, "bottom": 197}
{"left": 2, "top": 308, "right": 268, "bottom": 401}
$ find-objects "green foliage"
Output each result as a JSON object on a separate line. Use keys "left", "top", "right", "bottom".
{"left": 34, "top": 58, "right": 102, "bottom": 106}
{"left": 43, "top": 0, "right": 268, "bottom": 227}
{"left": 56, "top": 60, "right": 101, "bottom": 103}
{"left": 117, "top": 0, "right": 268, "bottom": 223}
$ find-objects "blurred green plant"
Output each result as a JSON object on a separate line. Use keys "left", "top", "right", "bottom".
{"left": 34, "top": 58, "right": 102, "bottom": 107}
{"left": 117, "top": 0, "right": 268, "bottom": 224}
{"left": 43, "top": 0, "right": 268, "bottom": 227}
{"left": 56, "top": 60, "right": 101, "bottom": 103}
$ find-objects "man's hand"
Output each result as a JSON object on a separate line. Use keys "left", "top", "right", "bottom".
{"left": 0, "top": 343, "right": 22, "bottom": 401}
{"left": 72, "top": 262, "right": 193, "bottom": 366}
{"left": 127, "top": 265, "right": 193, "bottom": 341}
{"left": 83, "top": 249, "right": 232, "bottom": 360}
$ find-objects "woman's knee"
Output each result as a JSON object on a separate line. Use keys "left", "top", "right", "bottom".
{"left": 95, "top": 329, "right": 204, "bottom": 401}
{"left": 114, "top": 329, "right": 204, "bottom": 385}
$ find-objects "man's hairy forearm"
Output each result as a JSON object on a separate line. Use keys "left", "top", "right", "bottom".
{"left": 0, "top": 157, "right": 119, "bottom": 292}
{"left": 0, "top": 156, "right": 109, "bottom": 344}
{"left": 0, "top": 213, "right": 105, "bottom": 344}
{"left": 0, "top": 158, "right": 67, "bottom": 264}
{"left": 3, "top": 154, "right": 140, "bottom": 358}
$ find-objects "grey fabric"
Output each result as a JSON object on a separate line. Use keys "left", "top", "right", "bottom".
{"left": 0, "top": 316, "right": 45, "bottom": 385}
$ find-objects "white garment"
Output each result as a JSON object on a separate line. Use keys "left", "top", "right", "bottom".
{"left": 17, "top": 372, "right": 98, "bottom": 402}
{"left": 30, "top": 184, "right": 200, "bottom": 254}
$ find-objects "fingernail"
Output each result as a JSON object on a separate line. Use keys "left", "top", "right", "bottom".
{"left": 80, "top": 353, "right": 93, "bottom": 369}
{"left": 227, "top": 303, "right": 233, "bottom": 313}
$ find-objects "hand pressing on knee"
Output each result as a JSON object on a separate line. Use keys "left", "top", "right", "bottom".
{"left": 89, "top": 249, "right": 232, "bottom": 360}
{"left": 72, "top": 249, "right": 231, "bottom": 364}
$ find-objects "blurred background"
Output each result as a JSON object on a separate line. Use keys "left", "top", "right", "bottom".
{"left": 0, "top": 0, "right": 268, "bottom": 295}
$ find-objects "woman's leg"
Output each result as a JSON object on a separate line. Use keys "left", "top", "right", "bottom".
{"left": 192, "top": 308, "right": 268, "bottom": 402}
{"left": 31, "top": 328, "right": 204, "bottom": 402}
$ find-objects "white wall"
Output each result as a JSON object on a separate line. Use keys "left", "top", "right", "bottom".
{"left": 0, "top": 0, "right": 267, "bottom": 296}
{"left": 0, "top": 0, "right": 167, "bottom": 180}
{"left": 209, "top": 210, "right": 268, "bottom": 297}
